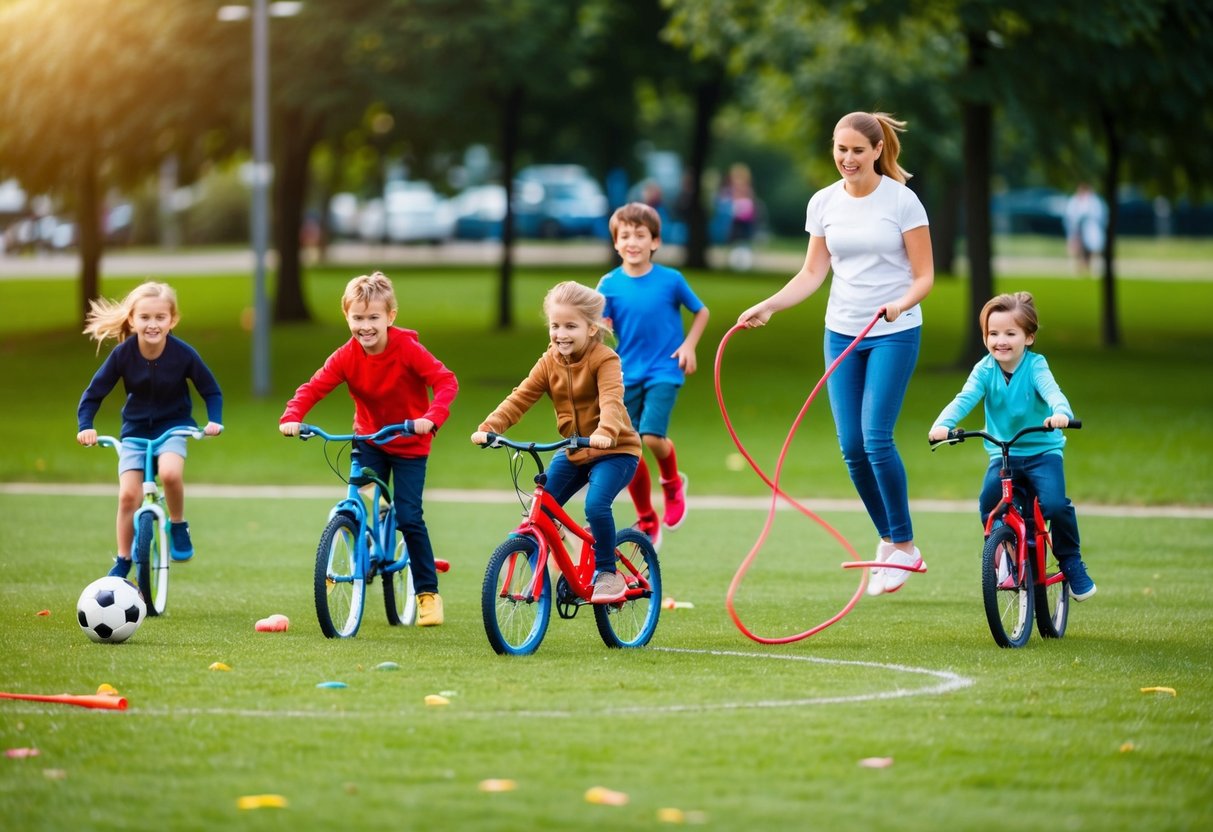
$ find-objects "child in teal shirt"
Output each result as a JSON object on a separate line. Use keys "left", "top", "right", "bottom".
{"left": 929, "top": 291, "right": 1095, "bottom": 600}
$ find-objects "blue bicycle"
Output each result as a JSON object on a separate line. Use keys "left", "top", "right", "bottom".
{"left": 294, "top": 422, "right": 447, "bottom": 638}
{"left": 93, "top": 426, "right": 209, "bottom": 616}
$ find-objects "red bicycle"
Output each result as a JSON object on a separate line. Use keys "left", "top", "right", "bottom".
{"left": 476, "top": 433, "right": 661, "bottom": 656}
{"left": 931, "top": 421, "right": 1082, "bottom": 648}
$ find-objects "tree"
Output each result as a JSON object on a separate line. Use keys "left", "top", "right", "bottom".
{"left": 0, "top": 0, "right": 236, "bottom": 323}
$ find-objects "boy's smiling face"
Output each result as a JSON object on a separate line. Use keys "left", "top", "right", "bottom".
{"left": 346, "top": 299, "right": 396, "bottom": 355}
{"left": 613, "top": 221, "right": 660, "bottom": 274}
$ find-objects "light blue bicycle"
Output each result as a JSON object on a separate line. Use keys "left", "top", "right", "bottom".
{"left": 294, "top": 422, "right": 447, "bottom": 638}
{"left": 94, "top": 426, "right": 209, "bottom": 616}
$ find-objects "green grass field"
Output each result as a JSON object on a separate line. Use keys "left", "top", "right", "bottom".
{"left": 1, "top": 261, "right": 1211, "bottom": 830}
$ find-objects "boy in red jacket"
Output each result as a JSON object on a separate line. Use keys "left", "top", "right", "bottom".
{"left": 280, "top": 272, "right": 458, "bottom": 625}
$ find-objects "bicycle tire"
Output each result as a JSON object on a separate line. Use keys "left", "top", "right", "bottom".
{"left": 982, "top": 525, "right": 1034, "bottom": 648}
{"left": 383, "top": 537, "right": 416, "bottom": 626}
{"left": 481, "top": 536, "right": 551, "bottom": 656}
{"left": 593, "top": 528, "right": 661, "bottom": 649}
{"left": 314, "top": 513, "right": 365, "bottom": 638}
{"left": 134, "top": 513, "right": 168, "bottom": 616}
{"left": 1034, "top": 549, "right": 1070, "bottom": 639}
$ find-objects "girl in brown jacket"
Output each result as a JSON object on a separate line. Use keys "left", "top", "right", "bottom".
{"left": 472, "top": 282, "right": 642, "bottom": 603}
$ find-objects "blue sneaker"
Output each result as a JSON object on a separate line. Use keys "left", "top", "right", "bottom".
{"left": 170, "top": 521, "right": 194, "bottom": 562}
{"left": 108, "top": 557, "right": 132, "bottom": 578}
{"left": 1060, "top": 556, "right": 1097, "bottom": 601}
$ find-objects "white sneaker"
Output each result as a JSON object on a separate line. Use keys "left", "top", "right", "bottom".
{"left": 867, "top": 540, "right": 896, "bottom": 597}
{"left": 881, "top": 546, "right": 926, "bottom": 594}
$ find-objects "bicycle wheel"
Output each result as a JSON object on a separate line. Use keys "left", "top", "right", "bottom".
{"left": 981, "top": 525, "right": 1034, "bottom": 648}
{"left": 383, "top": 537, "right": 417, "bottom": 626}
{"left": 594, "top": 528, "right": 661, "bottom": 649}
{"left": 134, "top": 513, "right": 169, "bottom": 616}
{"left": 482, "top": 536, "right": 551, "bottom": 655}
{"left": 314, "top": 513, "right": 366, "bottom": 638}
{"left": 1034, "top": 551, "right": 1070, "bottom": 639}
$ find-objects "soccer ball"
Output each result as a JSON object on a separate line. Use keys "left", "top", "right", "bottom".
{"left": 77, "top": 576, "right": 146, "bottom": 643}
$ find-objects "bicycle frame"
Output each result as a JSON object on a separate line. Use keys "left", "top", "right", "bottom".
{"left": 95, "top": 426, "right": 206, "bottom": 615}
{"left": 983, "top": 461, "right": 1057, "bottom": 592}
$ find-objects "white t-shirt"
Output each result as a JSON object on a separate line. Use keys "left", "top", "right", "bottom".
{"left": 805, "top": 176, "right": 929, "bottom": 337}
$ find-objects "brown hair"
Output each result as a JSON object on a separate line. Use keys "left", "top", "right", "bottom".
{"left": 980, "top": 292, "right": 1040, "bottom": 337}
{"left": 835, "top": 111, "right": 911, "bottom": 184}
{"left": 82, "top": 281, "right": 179, "bottom": 349}
{"left": 342, "top": 271, "right": 397, "bottom": 315}
{"left": 542, "top": 281, "right": 609, "bottom": 345}
{"left": 608, "top": 202, "right": 661, "bottom": 242}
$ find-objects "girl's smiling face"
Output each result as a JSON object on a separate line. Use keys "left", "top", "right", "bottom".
{"left": 833, "top": 126, "right": 882, "bottom": 190}
{"left": 547, "top": 302, "right": 597, "bottom": 359}
{"left": 346, "top": 299, "right": 396, "bottom": 354}
{"left": 985, "top": 309, "right": 1035, "bottom": 373}
{"left": 129, "top": 297, "right": 177, "bottom": 352}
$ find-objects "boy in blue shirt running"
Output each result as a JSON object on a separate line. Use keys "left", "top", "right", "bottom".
{"left": 597, "top": 202, "right": 710, "bottom": 550}
{"left": 929, "top": 291, "right": 1095, "bottom": 600}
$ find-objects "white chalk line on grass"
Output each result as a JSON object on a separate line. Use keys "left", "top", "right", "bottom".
{"left": 3, "top": 482, "right": 1212, "bottom": 519}
{"left": 3, "top": 647, "right": 973, "bottom": 721}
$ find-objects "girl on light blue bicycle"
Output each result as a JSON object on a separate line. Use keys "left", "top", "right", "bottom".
{"left": 76, "top": 281, "right": 224, "bottom": 578}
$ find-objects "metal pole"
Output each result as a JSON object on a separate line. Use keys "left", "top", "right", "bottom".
{"left": 251, "top": 0, "right": 271, "bottom": 396}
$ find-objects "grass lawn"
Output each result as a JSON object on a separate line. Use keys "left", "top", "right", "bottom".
{"left": 0, "top": 260, "right": 1210, "bottom": 830}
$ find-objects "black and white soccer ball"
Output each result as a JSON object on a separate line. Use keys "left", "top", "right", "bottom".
{"left": 77, "top": 576, "right": 146, "bottom": 643}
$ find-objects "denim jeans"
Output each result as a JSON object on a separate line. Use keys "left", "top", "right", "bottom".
{"left": 355, "top": 442, "right": 440, "bottom": 594}
{"left": 979, "top": 452, "right": 1081, "bottom": 560}
{"left": 824, "top": 327, "right": 920, "bottom": 543}
{"left": 543, "top": 451, "right": 639, "bottom": 573}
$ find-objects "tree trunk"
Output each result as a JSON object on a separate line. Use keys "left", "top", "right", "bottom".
{"left": 272, "top": 108, "right": 323, "bottom": 323}
{"left": 77, "top": 149, "right": 102, "bottom": 327}
{"left": 1099, "top": 107, "right": 1121, "bottom": 347}
{"left": 683, "top": 72, "right": 722, "bottom": 271}
{"left": 496, "top": 85, "right": 523, "bottom": 331}
{"left": 960, "top": 32, "right": 994, "bottom": 366}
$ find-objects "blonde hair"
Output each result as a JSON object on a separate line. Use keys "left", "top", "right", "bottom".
{"left": 835, "top": 111, "right": 912, "bottom": 184}
{"left": 82, "top": 281, "right": 179, "bottom": 348}
{"left": 980, "top": 291, "right": 1040, "bottom": 337}
{"left": 341, "top": 271, "right": 398, "bottom": 315}
{"left": 609, "top": 202, "right": 661, "bottom": 241}
{"left": 543, "top": 281, "right": 609, "bottom": 345}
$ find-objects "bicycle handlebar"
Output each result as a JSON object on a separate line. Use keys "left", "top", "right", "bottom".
{"left": 296, "top": 421, "right": 416, "bottom": 443}
{"left": 95, "top": 425, "right": 208, "bottom": 451}
{"left": 477, "top": 433, "right": 593, "bottom": 453}
{"left": 929, "top": 420, "right": 1082, "bottom": 450}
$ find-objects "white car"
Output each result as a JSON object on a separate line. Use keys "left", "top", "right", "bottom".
{"left": 377, "top": 181, "right": 454, "bottom": 244}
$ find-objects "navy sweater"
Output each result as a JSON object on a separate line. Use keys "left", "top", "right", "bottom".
{"left": 77, "top": 335, "right": 223, "bottom": 439}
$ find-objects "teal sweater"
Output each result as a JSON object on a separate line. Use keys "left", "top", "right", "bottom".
{"left": 931, "top": 350, "right": 1073, "bottom": 458}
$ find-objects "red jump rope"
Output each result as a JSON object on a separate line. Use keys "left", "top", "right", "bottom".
{"left": 714, "top": 309, "right": 911, "bottom": 643}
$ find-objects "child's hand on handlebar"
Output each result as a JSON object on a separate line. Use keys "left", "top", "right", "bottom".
{"left": 280, "top": 422, "right": 301, "bottom": 437}
{"left": 412, "top": 418, "right": 434, "bottom": 436}
{"left": 588, "top": 434, "right": 612, "bottom": 449}
{"left": 470, "top": 430, "right": 489, "bottom": 446}
{"left": 77, "top": 429, "right": 98, "bottom": 446}
{"left": 928, "top": 425, "right": 950, "bottom": 442}
{"left": 1044, "top": 414, "right": 1070, "bottom": 430}
{"left": 203, "top": 422, "right": 223, "bottom": 436}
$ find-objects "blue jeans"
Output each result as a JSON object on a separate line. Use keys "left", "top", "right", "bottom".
{"left": 825, "top": 327, "right": 920, "bottom": 543}
{"left": 979, "top": 452, "right": 1081, "bottom": 560}
{"left": 355, "top": 442, "right": 440, "bottom": 594}
{"left": 543, "top": 451, "right": 639, "bottom": 573}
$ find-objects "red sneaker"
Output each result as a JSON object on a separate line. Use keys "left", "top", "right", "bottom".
{"left": 633, "top": 512, "right": 662, "bottom": 552}
{"left": 661, "top": 473, "right": 688, "bottom": 530}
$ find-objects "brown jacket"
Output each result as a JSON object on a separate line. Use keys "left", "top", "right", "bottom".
{"left": 478, "top": 342, "right": 642, "bottom": 464}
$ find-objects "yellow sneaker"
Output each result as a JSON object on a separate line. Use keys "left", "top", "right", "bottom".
{"left": 417, "top": 592, "right": 444, "bottom": 627}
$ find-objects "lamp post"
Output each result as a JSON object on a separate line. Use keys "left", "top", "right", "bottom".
{"left": 218, "top": 1, "right": 301, "bottom": 397}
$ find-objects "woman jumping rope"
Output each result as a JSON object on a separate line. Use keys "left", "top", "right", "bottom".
{"left": 737, "top": 111, "right": 934, "bottom": 596}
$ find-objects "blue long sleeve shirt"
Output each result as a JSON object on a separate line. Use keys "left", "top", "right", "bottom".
{"left": 931, "top": 350, "right": 1073, "bottom": 458}
{"left": 77, "top": 335, "right": 223, "bottom": 439}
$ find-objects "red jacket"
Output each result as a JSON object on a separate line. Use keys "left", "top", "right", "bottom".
{"left": 280, "top": 327, "right": 458, "bottom": 457}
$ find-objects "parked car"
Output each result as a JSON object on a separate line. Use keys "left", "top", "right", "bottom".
{"left": 450, "top": 184, "right": 507, "bottom": 240}
{"left": 990, "top": 188, "right": 1069, "bottom": 236}
{"left": 358, "top": 181, "right": 453, "bottom": 244}
{"left": 513, "top": 165, "right": 609, "bottom": 239}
